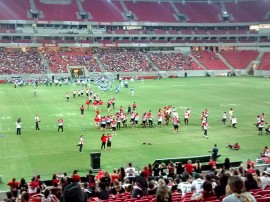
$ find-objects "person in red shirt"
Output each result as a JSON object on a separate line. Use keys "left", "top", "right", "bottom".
{"left": 52, "top": 174, "right": 59, "bottom": 186}
{"left": 7, "top": 178, "right": 19, "bottom": 197}
{"left": 93, "top": 100, "right": 98, "bottom": 111}
{"left": 208, "top": 158, "right": 216, "bottom": 171}
{"left": 246, "top": 159, "right": 255, "bottom": 167}
{"left": 101, "top": 134, "right": 107, "bottom": 150}
{"left": 80, "top": 105, "right": 84, "bottom": 118}
{"left": 94, "top": 115, "right": 100, "bottom": 129}
{"left": 110, "top": 169, "right": 119, "bottom": 184}
{"left": 183, "top": 160, "right": 193, "bottom": 175}
{"left": 29, "top": 176, "right": 39, "bottom": 196}
{"left": 99, "top": 100, "right": 103, "bottom": 111}
{"left": 132, "top": 102, "right": 137, "bottom": 111}
{"left": 71, "top": 170, "right": 81, "bottom": 182}
{"left": 227, "top": 143, "right": 240, "bottom": 150}
{"left": 86, "top": 99, "right": 90, "bottom": 110}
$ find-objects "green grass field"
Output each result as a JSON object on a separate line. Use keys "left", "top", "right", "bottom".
{"left": 0, "top": 76, "right": 269, "bottom": 190}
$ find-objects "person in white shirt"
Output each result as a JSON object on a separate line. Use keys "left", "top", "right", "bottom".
{"left": 177, "top": 175, "right": 192, "bottom": 196}
{"left": 15, "top": 118, "right": 22, "bottom": 135}
{"left": 77, "top": 135, "right": 84, "bottom": 153}
{"left": 191, "top": 173, "right": 204, "bottom": 194}
{"left": 125, "top": 162, "right": 136, "bottom": 183}
{"left": 35, "top": 114, "right": 40, "bottom": 130}
{"left": 231, "top": 116, "right": 237, "bottom": 128}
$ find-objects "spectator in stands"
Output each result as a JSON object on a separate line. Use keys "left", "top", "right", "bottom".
{"left": 61, "top": 182, "right": 86, "bottom": 202}
{"left": 18, "top": 178, "right": 28, "bottom": 195}
{"left": 96, "top": 182, "right": 110, "bottom": 200}
{"left": 86, "top": 169, "right": 96, "bottom": 187}
{"left": 193, "top": 160, "right": 202, "bottom": 173}
{"left": 20, "top": 192, "right": 30, "bottom": 202}
{"left": 224, "top": 158, "right": 231, "bottom": 170}
{"left": 223, "top": 176, "right": 256, "bottom": 202}
{"left": 208, "top": 157, "right": 217, "bottom": 171}
{"left": 156, "top": 185, "right": 172, "bottom": 202}
{"left": 118, "top": 167, "right": 125, "bottom": 183}
{"left": 31, "top": 187, "right": 43, "bottom": 202}
{"left": 28, "top": 177, "right": 39, "bottom": 196}
{"left": 110, "top": 179, "right": 125, "bottom": 195}
{"left": 191, "top": 180, "right": 215, "bottom": 201}
{"left": 191, "top": 173, "right": 204, "bottom": 193}
{"left": 131, "top": 172, "right": 148, "bottom": 198}
{"left": 71, "top": 170, "right": 81, "bottom": 182}
{"left": 7, "top": 178, "right": 19, "bottom": 198}
{"left": 4, "top": 191, "right": 15, "bottom": 202}
{"left": 214, "top": 173, "right": 229, "bottom": 199}
{"left": 260, "top": 168, "right": 270, "bottom": 190}
{"left": 227, "top": 143, "right": 240, "bottom": 150}
{"left": 177, "top": 174, "right": 192, "bottom": 196}
{"left": 125, "top": 163, "right": 136, "bottom": 183}
{"left": 148, "top": 180, "right": 158, "bottom": 195}
{"left": 245, "top": 172, "right": 258, "bottom": 191}
{"left": 183, "top": 160, "right": 194, "bottom": 175}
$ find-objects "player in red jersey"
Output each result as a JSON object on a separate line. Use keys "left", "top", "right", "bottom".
{"left": 86, "top": 99, "right": 90, "bottom": 110}
{"left": 132, "top": 102, "right": 137, "bottom": 111}
{"left": 157, "top": 110, "right": 163, "bottom": 128}
{"left": 93, "top": 100, "right": 98, "bottom": 111}
{"left": 80, "top": 105, "right": 84, "bottom": 118}
{"left": 94, "top": 115, "right": 100, "bottom": 129}
{"left": 99, "top": 99, "right": 103, "bottom": 111}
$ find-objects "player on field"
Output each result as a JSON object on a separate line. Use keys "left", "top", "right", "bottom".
{"left": 80, "top": 105, "right": 84, "bottom": 118}
{"left": 106, "top": 134, "right": 112, "bottom": 152}
{"left": 66, "top": 92, "right": 69, "bottom": 101}
{"left": 131, "top": 87, "right": 135, "bottom": 96}
{"left": 72, "top": 89, "right": 76, "bottom": 98}
{"left": 221, "top": 112, "right": 227, "bottom": 125}
{"left": 35, "top": 114, "right": 40, "bottom": 130}
{"left": 157, "top": 110, "right": 163, "bottom": 128}
{"left": 184, "top": 109, "right": 190, "bottom": 126}
{"left": 172, "top": 116, "right": 180, "bottom": 134}
{"left": 57, "top": 118, "right": 64, "bottom": 133}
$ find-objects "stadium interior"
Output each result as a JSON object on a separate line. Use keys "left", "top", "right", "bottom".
{"left": 1, "top": 0, "right": 270, "bottom": 201}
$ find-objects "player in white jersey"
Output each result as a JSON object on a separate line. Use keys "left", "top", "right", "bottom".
{"left": 222, "top": 112, "right": 227, "bottom": 125}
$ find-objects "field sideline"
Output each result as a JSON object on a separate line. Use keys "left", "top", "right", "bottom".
{"left": 0, "top": 76, "right": 269, "bottom": 190}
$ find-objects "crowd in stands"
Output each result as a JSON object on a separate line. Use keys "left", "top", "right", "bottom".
{"left": 0, "top": 49, "right": 46, "bottom": 75}
{"left": 94, "top": 49, "right": 155, "bottom": 72}
{"left": 4, "top": 157, "right": 270, "bottom": 202}
{"left": 43, "top": 48, "right": 100, "bottom": 73}
{"left": 1, "top": 48, "right": 270, "bottom": 75}
{"left": 146, "top": 52, "right": 200, "bottom": 71}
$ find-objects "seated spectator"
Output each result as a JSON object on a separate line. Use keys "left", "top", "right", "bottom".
{"left": 96, "top": 182, "right": 110, "bottom": 200}
{"left": 20, "top": 192, "right": 30, "bottom": 202}
{"left": 214, "top": 173, "right": 229, "bottom": 199}
{"left": 148, "top": 180, "right": 158, "bottom": 195}
{"left": 223, "top": 176, "right": 256, "bottom": 202}
{"left": 227, "top": 143, "right": 240, "bottom": 150}
{"left": 110, "top": 179, "right": 125, "bottom": 195}
{"left": 191, "top": 180, "right": 215, "bottom": 201}
{"left": 245, "top": 172, "right": 258, "bottom": 191}
{"left": 131, "top": 172, "right": 148, "bottom": 198}
{"left": 61, "top": 182, "right": 86, "bottom": 202}
{"left": 41, "top": 189, "right": 58, "bottom": 202}
{"left": 4, "top": 191, "right": 15, "bottom": 202}
{"left": 86, "top": 169, "right": 96, "bottom": 187}
{"left": 156, "top": 185, "right": 172, "bottom": 202}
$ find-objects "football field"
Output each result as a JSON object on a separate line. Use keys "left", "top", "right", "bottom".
{"left": 0, "top": 76, "right": 269, "bottom": 190}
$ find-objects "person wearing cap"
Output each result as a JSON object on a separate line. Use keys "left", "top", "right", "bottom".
{"left": 261, "top": 168, "right": 270, "bottom": 190}
{"left": 61, "top": 182, "right": 86, "bottom": 202}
